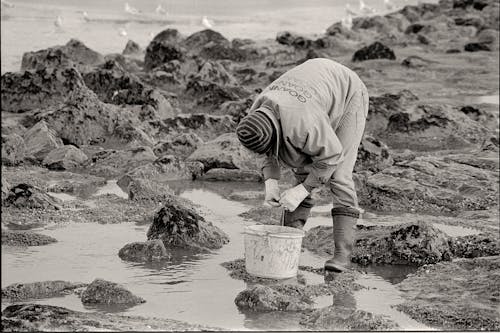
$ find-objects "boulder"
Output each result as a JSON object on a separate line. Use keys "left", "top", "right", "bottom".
{"left": 146, "top": 196, "right": 229, "bottom": 251}
{"left": 185, "top": 79, "right": 250, "bottom": 107}
{"left": 23, "top": 121, "right": 63, "bottom": 162}
{"left": 21, "top": 39, "right": 104, "bottom": 71}
{"left": 234, "top": 285, "right": 313, "bottom": 311}
{"left": 118, "top": 240, "right": 170, "bottom": 262}
{"left": 116, "top": 176, "right": 173, "bottom": 202}
{"left": 276, "top": 31, "right": 314, "bottom": 49}
{"left": 1, "top": 67, "right": 86, "bottom": 113}
{"left": 187, "top": 133, "right": 262, "bottom": 171}
{"left": 144, "top": 40, "right": 185, "bottom": 70}
{"left": 3, "top": 184, "right": 62, "bottom": 210}
{"left": 449, "top": 233, "right": 500, "bottom": 258}
{"left": 183, "top": 29, "right": 245, "bottom": 61}
{"left": 122, "top": 40, "right": 142, "bottom": 55}
{"left": 42, "top": 145, "right": 88, "bottom": 170}
{"left": 1, "top": 133, "right": 26, "bottom": 166}
{"left": 2, "top": 230, "right": 58, "bottom": 247}
{"left": 355, "top": 136, "right": 393, "bottom": 173}
{"left": 191, "top": 60, "right": 237, "bottom": 86}
{"left": 2, "top": 281, "right": 85, "bottom": 301}
{"left": 108, "top": 124, "right": 155, "bottom": 148}
{"left": 464, "top": 42, "right": 491, "bottom": 51}
{"left": 352, "top": 42, "right": 396, "bottom": 62}
{"left": 184, "top": 29, "right": 229, "bottom": 50}
{"left": 153, "top": 133, "right": 203, "bottom": 158}
{"left": 81, "top": 279, "right": 145, "bottom": 306}
{"left": 401, "top": 55, "right": 434, "bottom": 68}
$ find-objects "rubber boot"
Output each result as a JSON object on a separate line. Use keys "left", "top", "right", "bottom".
{"left": 282, "top": 197, "right": 313, "bottom": 230}
{"left": 324, "top": 207, "right": 359, "bottom": 273}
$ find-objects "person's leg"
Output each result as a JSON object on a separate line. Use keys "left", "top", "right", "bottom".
{"left": 325, "top": 86, "right": 368, "bottom": 272}
{"left": 282, "top": 168, "right": 314, "bottom": 229}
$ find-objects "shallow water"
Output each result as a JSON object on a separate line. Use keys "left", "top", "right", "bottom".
{"left": 460, "top": 94, "right": 499, "bottom": 106}
{"left": 2, "top": 181, "right": 430, "bottom": 330}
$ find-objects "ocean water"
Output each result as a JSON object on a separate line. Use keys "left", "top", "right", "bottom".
{"left": 1, "top": 0, "right": 414, "bottom": 73}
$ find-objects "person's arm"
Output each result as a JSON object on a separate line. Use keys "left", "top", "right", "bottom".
{"left": 261, "top": 155, "right": 280, "bottom": 180}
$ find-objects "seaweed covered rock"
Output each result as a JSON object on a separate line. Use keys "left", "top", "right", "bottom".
{"left": 2, "top": 281, "right": 85, "bottom": 301}
{"left": 80, "top": 279, "right": 145, "bottom": 306}
{"left": 355, "top": 136, "right": 393, "bottom": 172}
{"left": 234, "top": 285, "right": 313, "bottom": 311}
{"left": 118, "top": 240, "right": 170, "bottom": 262}
{"left": 396, "top": 256, "right": 500, "bottom": 330}
{"left": 184, "top": 29, "right": 246, "bottom": 61}
{"left": 153, "top": 133, "right": 204, "bottom": 158}
{"left": 146, "top": 196, "right": 229, "bottom": 251}
{"left": 187, "top": 133, "right": 262, "bottom": 172}
{"left": 276, "top": 31, "right": 314, "bottom": 49}
{"left": 1, "top": 134, "right": 27, "bottom": 166}
{"left": 21, "top": 39, "right": 104, "bottom": 71}
{"left": 449, "top": 233, "right": 500, "bottom": 258}
{"left": 2, "top": 230, "right": 58, "bottom": 246}
{"left": 116, "top": 175, "right": 173, "bottom": 202}
{"left": 1, "top": 67, "right": 86, "bottom": 113}
{"left": 352, "top": 42, "right": 396, "bottom": 62}
{"left": 144, "top": 34, "right": 185, "bottom": 70}
{"left": 42, "top": 145, "right": 88, "bottom": 170}
{"left": 3, "top": 184, "right": 61, "bottom": 210}
{"left": 464, "top": 42, "right": 491, "bottom": 52}
{"left": 185, "top": 78, "right": 250, "bottom": 107}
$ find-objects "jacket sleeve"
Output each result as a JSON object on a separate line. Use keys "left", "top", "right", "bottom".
{"left": 289, "top": 113, "right": 344, "bottom": 192}
{"left": 261, "top": 155, "right": 281, "bottom": 180}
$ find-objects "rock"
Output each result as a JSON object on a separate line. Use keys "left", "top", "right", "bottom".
{"left": 401, "top": 55, "right": 433, "bottom": 68}
{"left": 187, "top": 133, "right": 262, "bottom": 171}
{"left": 153, "top": 133, "right": 203, "bottom": 158}
{"left": 234, "top": 285, "right": 313, "bottom": 311}
{"left": 146, "top": 196, "right": 229, "bottom": 251}
{"left": 199, "top": 168, "right": 263, "bottom": 182}
{"left": 118, "top": 240, "right": 170, "bottom": 262}
{"left": 352, "top": 42, "right": 396, "bottom": 62}
{"left": 2, "top": 230, "right": 58, "bottom": 246}
{"left": 276, "top": 31, "right": 313, "bottom": 49}
{"left": 184, "top": 29, "right": 229, "bottom": 50}
{"left": 464, "top": 42, "right": 491, "bottom": 51}
{"left": 183, "top": 29, "right": 247, "bottom": 61}
{"left": 84, "top": 146, "right": 157, "bottom": 178}
{"left": 104, "top": 53, "right": 143, "bottom": 72}
{"left": 1, "top": 67, "right": 86, "bottom": 113}
{"left": 81, "top": 279, "right": 145, "bottom": 306}
{"left": 148, "top": 114, "right": 236, "bottom": 141}
{"left": 396, "top": 256, "right": 500, "bottom": 330}
{"left": 477, "top": 29, "right": 499, "bottom": 45}
{"left": 192, "top": 60, "right": 237, "bottom": 86}
{"left": 449, "top": 233, "right": 500, "bottom": 258}
{"left": 185, "top": 78, "right": 250, "bottom": 107}
{"left": 405, "top": 23, "right": 426, "bottom": 34}
{"left": 42, "top": 145, "right": 88, "bottom": 170}
{"left": 108, "top": 124, "right": 155, "bottom": 148}
{"left": 1, "top": 133, "right": 26, "bottom": 166}
{"left": 116, "top": 175, "right": 173, "bottom": 202}
{"left": 3, "top": 183, "right": 62, "bottom": 210}
{"left": 2, "top": 281, "right": 85, "bottom": 301}
{"left": 355, "top": 135, "right": 393, "bottom": 173}
{"left": 23, "top": 121, "right": 63, "bottom": 162}
{"left": 1, "top": 304, "right": 219, "bottom": 331}
{"left": 301, "top": 306, "right": 399, "bottom": 330}
{"left": 1, "top": 179, "right": 10, "bottom": 202}
{"left": 122, "top": 40, "right": 142, "bottom": 55}
{"left": 21, "top": 39, "right": 104, "bottom": 71}
{"left": 217, "top": 98, "right": 253, "bottom": 123}
{"left": 144, "top": 40, "right": 185, "bottom": 70}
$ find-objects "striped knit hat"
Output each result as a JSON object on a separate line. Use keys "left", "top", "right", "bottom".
{"left": 236, "top": 111, "right": 275, "bottom": 154}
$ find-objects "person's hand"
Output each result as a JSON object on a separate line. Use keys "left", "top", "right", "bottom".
{"left": 264, "top": 179, "right": 281, "bottom": 207}
{"left": 279, "top": 184, "right": 309, "bottom": 212}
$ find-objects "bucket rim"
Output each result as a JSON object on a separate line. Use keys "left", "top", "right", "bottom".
{"left": 243, "top": 224, "right": 305, "bottom": 238}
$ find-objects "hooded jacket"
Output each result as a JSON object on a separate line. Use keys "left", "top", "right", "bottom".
{"left": 249, "top": 58, "right": 366, "bottom": 191}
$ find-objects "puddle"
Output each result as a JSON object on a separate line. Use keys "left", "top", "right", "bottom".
{"left": 1, "top": 183, "right": 431, "bottom": 330}
{"left": 432, "top": 222, "right": 481, "bottom": 237}
{"left": 92, "top": 180, "right": 128, "bottom": 199}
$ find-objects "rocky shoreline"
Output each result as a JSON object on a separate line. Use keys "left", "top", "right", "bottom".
{"left": 1, "top": 0, "right": 499, "bottom": 330}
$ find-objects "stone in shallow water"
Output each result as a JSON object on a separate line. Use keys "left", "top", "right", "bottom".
{"left": 80, "top": 279, "right": 145, "bottom": 306}
{"left": 2, "top": 230, "right": 57, "bottom": 247}
{"left": 3, "top": 184, "right": 62, "bottom": 210}
{"left": 2, "top": 281, "right": 86, "bottom": 301}
{"left": 235, "top": 284, "right": 314, "bottom": 311}
{"left": 118, "top": 240, "right": 170, "bottom": 262}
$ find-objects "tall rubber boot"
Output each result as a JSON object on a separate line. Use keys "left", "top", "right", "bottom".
{"left": 324, "top": 207, "right": 359, "bottom": 273}
{"left": 282, "top": 196, "right": 314, "bottom": 230}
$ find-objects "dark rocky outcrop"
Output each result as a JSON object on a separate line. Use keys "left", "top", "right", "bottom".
{"left": 276, "top": 31, "right": 314, "bottom": 49}
{"left": 1, "top": 67, "right": 86, "bottom": 113}
{"left": 153, "top": 133, "right": 203, "bottom": 158}
{"left": 42, "top": 145, "right": 88, "bottom": 170}
{"left": 235, "top": 285, "right": 313, "bottom": 311}
{"left": 21, "top": 39, "right": 104, "bottom": 71}
{"left": 2, "top": 281, "right": 85, "bottom": 301}
{"left": 1, "top": 133, "right": 27, "bottom": 166}
{"left": 355, "top": 136, "right": 393, "bottom": 173}
{"left": 352, "top": 42, "right": 396, "bottom": 62}
{"left": 2, "top": 230, "right": 58, "bottom": 246}
{"left": 80, "top": 279, "right": 145, "bottom": 306}
{"left": 122, "top": 40, "right": 142, "bottom": 55}
{"left": 449, "top": 233, "right": 500, "bottom": 258}
{"left": 146, "top": 196, "right": 229, "bottom": 252}
{"left": 183, "top": 29, "right": 246, "bottom": 61}
{"left": 464, "top": 42, "right": 491, "bottom": 52}
{"left": 144, "top": 40, "right": 185, "bottom": 70}
{"left": 116, "top": 175, "right": 173, "bottom": 202}
{"left": 3, "top": 184, "right": 62, "bottom": 210}
{"left": 118, "top": 240, "right": 170, "bottom": 262}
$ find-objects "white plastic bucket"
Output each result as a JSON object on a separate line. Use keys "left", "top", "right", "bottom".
{"left": 244, "top": 224, "right": 305, "bottom": 279}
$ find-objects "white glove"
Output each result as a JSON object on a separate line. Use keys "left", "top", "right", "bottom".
{"left": 264, "top": 179, "right": 281, "bottom": 207}
{"left": 279, "top": 184, "right": 309, "bottom": 212}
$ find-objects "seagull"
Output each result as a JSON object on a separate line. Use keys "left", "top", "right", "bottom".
{"left": 118, "top": 27, "right": 128, "bottom": 37}
{"left": 124, "top": 3, "right": 141, "bottom": 15}
{"left": 384, "top": 0, "right": 397, "bottom": 11}
{"left": 341, "top": 13, "right": 353, "bottom": 30}
{"left": 201, "top": 15, "right": 214, "bottom": 29}
{"left": 359, "top": 0, "right": 376, "bottom": 15}
{"left": 54, "top": 15, "right": 63, "bottom": 28}
{"left": 82, "top": 11, "right": 91, "bottom": 22}
{"left": 148, "top": 31, "right": 155, "bottom": 39}
{"left": 155, "top": 4, "right": 167, "bottom": 15}
{"left": 1, "top": 0, "right": 14, "bottom": 8}
{"left": 345, "top": 3, "right": 359, "bottom": 16}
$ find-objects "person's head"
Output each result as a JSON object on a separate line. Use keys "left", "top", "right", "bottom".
{"left": 236, "top": 110, "right": 276, "bottom": 155}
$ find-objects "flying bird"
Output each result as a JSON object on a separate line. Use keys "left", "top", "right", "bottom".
{"left": 124, "top": 3, "right": 141, "bottom": 15}
{"left": 118, "top": 27, "right": 128, "bottom": 37}
{"left": 82, "top": 11, "right": 91, "bottom": 22}
{"left": 155, "top": 4, "right": 167, "bottom": 15}
{"left": 201, "top": 15, "right": 214, "bottom": 29}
